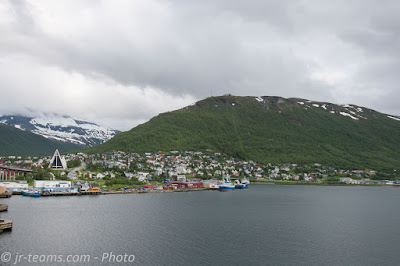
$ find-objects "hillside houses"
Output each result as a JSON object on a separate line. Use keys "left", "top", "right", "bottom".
{"left": 1, "top": 150, "right": 398, "bottom": 183}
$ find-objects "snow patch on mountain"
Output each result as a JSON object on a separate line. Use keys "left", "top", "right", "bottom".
{"left": 339, "top": 112, "right": 359, "bottom": 120}
{"left": 388, "top": 115, "right": 400, "bottom": 121}
{"left": 303, "top": 101, "right": 368, "bottom": 120}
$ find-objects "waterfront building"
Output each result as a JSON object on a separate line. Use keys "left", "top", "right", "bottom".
{"left": 169, "top": 181, "right": 203, "bottom": 188}
{"left": 33, "top": 180, "right": 72, "bottom": 191}
{"left": 202, "top": 180, "right": 219, "bottom": 188}
{"left": 0, "top": 181, "right": 28, "bottom": 191}
{"left": 72, "top": 181, "right": 100, "bottom": 192}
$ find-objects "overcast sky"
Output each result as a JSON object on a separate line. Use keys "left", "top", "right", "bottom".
{"left": 0, "top": 0, "right": 399, "bottom": 130}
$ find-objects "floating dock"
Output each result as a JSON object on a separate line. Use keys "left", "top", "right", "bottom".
{"left": 0, "top": 219, "right": 12, "bottom": 231}
{"left": 0, "top": 204, "right": 8, "bottom": 212}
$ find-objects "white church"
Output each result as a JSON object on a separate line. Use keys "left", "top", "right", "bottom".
{"left": 48, "top": 149, "right": 67, "bottom": 170}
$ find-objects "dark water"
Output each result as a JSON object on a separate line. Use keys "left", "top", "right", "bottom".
{"left": 1, "top": 185, "right": 400, "bottom": 265}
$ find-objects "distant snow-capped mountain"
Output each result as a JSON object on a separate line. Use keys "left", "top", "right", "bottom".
{"left": 0, "top": 114, "right": 119, "bottom": 146}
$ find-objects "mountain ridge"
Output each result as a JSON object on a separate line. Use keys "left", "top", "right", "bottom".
{"left": 84, "top": 95, "right": 400, "bottom": 170}
{"left": 0, "top": 123, "right": 82, "bottom": 156}
{"left": 0, "top": 114, "right": 119, "bottom": 146}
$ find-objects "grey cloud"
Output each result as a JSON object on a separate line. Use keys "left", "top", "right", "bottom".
{"left": 0, "top": 0, "right": 399, "bottom": 131}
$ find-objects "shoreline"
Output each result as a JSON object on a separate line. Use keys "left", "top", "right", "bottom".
{"left": 102, "top": 187, "right": 211, "bottom": 194}
{"left": 251, "top": 181, "right": 400, "bottom": 187}
{"left": 6, "top": 183, "right": 400, "bottom": 198}
{"left": 8, "top": 187, "right": 214, "bottom": 197}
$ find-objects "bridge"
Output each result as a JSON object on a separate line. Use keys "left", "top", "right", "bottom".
{"left": 0, "top": 164, "right": 32, "bottom": 181}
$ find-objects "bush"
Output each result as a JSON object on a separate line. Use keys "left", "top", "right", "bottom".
{"left": 67, "top": 159, "right": 81, "bottom": 168}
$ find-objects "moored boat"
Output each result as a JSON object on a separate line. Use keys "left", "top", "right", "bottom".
{"left": 22, "top": 190, "right": 41, "bottom": 197}
{"left": 210, "top": 183, "right": 220, "bottom": 190}
{"left": 234, "top": 180, "right": 245, "bottom": 189}
{"left": 241, "top": 178, "right": 250, "bottom": 188}
{"left": 218, "top": 178, "right": 235, "bottom": 191}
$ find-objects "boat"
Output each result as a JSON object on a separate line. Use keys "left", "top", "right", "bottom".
{"left": 210, "top": 183, "right": 220, "bottom": 190}
{"left": 234, "top": 180, "right": 245, "bottom": 189}
{"left": 22, "top": 190, "right": 41, "bottom": 197}
{"left": 241, "top": 178, "right": 250, "bottom": 188}
{"left": 218, "top": 177, "right": 235, "bottom": 191}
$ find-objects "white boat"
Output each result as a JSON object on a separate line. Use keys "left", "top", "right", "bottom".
{"left": 218, "top": 177, "right": 235, "bottom": 191}
{"left": 241, "top": 178, "right": 250, "bottom": 188}
{"left": 234, "top": 179, "right": 245, "bottom": 189}
{"left": 210, "top": 183, "right": 220, "bottom": 190}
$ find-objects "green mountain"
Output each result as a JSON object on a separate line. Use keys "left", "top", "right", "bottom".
{"left": 85, "top": 96, "right": 400, "bottom": 170}
{"left": 0, "top": 123, "right": 83, "bottom": 156}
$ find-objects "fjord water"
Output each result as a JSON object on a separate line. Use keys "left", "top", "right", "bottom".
{"left": 1, "top": 185, "right": 400, "bottom": 265}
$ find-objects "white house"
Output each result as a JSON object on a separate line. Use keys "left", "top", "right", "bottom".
{"left": 136, "top": 172, "right": 149, "bottom": 182}
{"left": 96, "top": 173, "right": 105, "bottom": 179}
{"left": 177, "top": 175, "right": 186, "bottom": 182}
{"left": 124, "top": 172, "right": 135, "bottom": 179}
{"left": 339, "top": 178, "right": 353, "bottom": 184}
{"left": 68, "top": 172, "right": 78, "bottom": 179}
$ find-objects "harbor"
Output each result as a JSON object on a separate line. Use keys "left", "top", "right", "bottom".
{"left": 2, "top": 174, "right": 251, "bottom": 198}
{"left": 3, "top": 185, "right": 400, "bottom": 265}
{"left": 40, "top": 191, "right": 102, "bottom": 197}
{"left": 15, "top": 187, "right": 218, "bottom": 197}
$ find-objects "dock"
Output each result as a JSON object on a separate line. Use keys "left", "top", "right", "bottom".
{"left": 0, "top": 204, "right": 8, "bottom": 212}
{"left": 41, "top": 191, "right": 80, "bottom": 196}
{"left": 0, "top": 192, "right": 12, "bottom": 198}
{"left": 0, "top": 219, "right": 12, "bottom": 231}
{"left": 80, "top": 191, "right": 102, "bottom": 195}
{"left": 41, "top": 191, "right": 102, "bottom": 197}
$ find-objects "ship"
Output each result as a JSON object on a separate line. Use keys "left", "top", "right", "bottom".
{"left": 218, "top": 177, "right": 235, "bottom": 191}
{"left": 234, "top": 179, "right": 245, "bottom": 189}
{"left": 241, "top": 178, "right": 250, "bottom": 188}
{"left": 22, "top": 190, "right": 41, "bottom": 197}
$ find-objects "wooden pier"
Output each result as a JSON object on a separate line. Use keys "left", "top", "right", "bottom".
{"left": 80, "top": 191, "right": 102, "bottom": 195}
{"left": 0, "top": 191, "right": 12, "bottom": 198}
{"left": 41, "top": 191, "right": 102, "bottom": 197}
{"left": 0, "top": 204, "right": 8, "bottom": 212}
{"left": 0, "top": 219, "right": 12, "bottom": 231}
{"left": 41, "top": 191, "right": 79, "bottom": 197}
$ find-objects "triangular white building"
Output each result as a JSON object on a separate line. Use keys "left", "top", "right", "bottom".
{"left": 48, "top": 149, "right": 67, "bottom": 170}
